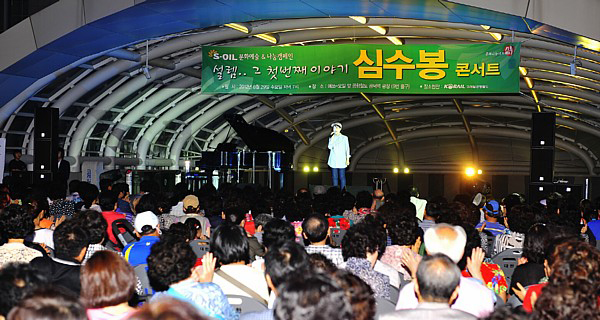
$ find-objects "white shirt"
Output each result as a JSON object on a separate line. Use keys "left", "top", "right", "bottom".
{"left": 327, "top": 134, "right": 350, "bottom": 168}
{"left": 374, "top": 260, "right": 401, "bottom": 288}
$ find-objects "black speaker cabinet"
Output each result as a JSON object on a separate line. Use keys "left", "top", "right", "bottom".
{"left": 530, "top": 148, "right": 554, "bottom": 183}
{"left": 531, "top": 112, "right": 556, "bottom": 148}
{"left": 34, "top": 107, "right": 59, "bottom": 183}
{"left": 528, "top": 183, "right": 554, "bottom": 203}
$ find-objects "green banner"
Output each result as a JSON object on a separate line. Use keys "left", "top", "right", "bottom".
{"left": 202, "top": 43, "right": 520, "bottom": 94}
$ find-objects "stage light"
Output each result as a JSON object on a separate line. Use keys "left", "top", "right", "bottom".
{"left": 489, "top": 32, "right": 503, "bottom": 41}
{"left": 313, "top": 166, "right": 319, "bottom": 172}
{"left": 393, "top": 167, "right": 399, "bottom": 173}
{"left": 386, "top": 36, "right": 403, "bottom": 45}
{"left": 566, "top": 187, "right": 572, "bottom": 192}
{"left": 224, "top": 23, "right": 250, "bottom": 33}
{"left": 404, "top": 167, "right": 410, "bottom": 174}
{"left": 477, "top": 169, "right": 483, "bottom": 175}
{"left": 465, "top": 167, "right": 475, "bottom": 177}
{"left": 524, "top": 77, "right": 534, "bottom": 89}
{"left": 349, "top": 16, "right": 368, "bottom": 24}
{"left": 368, "top": 26, "right": 388, "bottom": 35}
{"left": 519, "top": 67, "right": 528, "bottom": 76}
{"left": 303, "top": 166, "right": 310, "bottom": 172}
{"left": 254, "top": 33, "right": 278, "bottom": 44}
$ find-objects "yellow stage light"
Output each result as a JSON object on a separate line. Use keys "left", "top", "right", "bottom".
{"left": 303, "top": 166, "right": 310, "bottom": 172}
{"left": 313, "top": 167, "right": 319, "bottom": 172}
{"left": 465, "top": 167, "right": 475, "bottom": 177}
{"left": 393, "top": 167, "right": 399, "bottom": 173}
{"left": 477, "top": 169, "right": 483, "bottom": 175}
{"left": 404, "top": 167, "right": 410, "bottom": 174}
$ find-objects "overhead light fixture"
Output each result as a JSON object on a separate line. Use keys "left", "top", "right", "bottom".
{"left": 349, "top": 16, "right": 368, "bottom": 24}
{"left": 531, "top": 90, "right": 539, "bottom": 103}
{"left": 386, "top": 36, "right": 403, "bottom": 45}
{"left": 303, "top": 166, "right": 310, "bottom": 173}
{"left": 480, "top": 25, "right": 491, "bottom": 30}
{"left": 224, "top": 23, "right": 250, "bottom": 34}
{"left": 313, "top": 166, "right": 319, "bottom": 172}
{"left": 489, "top": 32, "right": 503, "bottom": 41}
{"left": 403, "top": 167, "right": 410, "bottom": 174}
{"left": 519, "top": 67, "right": 528, "bottom": 76}
{"left": 393, "top": 167, "right": 400, "bottom": 174}
{"left": 524, "top": 77, "right": 534, "bottom": 89}
{"left": 369, "top": 26, "right": 388, "bottom": 35}
{"left": 254, "top": 33, "right": 278, "bottom": 44}
{"left": 477, "top": 169, "right": 483, "bottom": 175}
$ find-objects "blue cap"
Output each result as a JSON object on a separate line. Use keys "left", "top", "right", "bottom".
{"left": 483, "top": 200, "right": 501, "bottom": 217}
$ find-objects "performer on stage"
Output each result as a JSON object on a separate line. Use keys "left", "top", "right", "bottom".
{"left": 328, "top": 122, "right": 350, "bottom": 189}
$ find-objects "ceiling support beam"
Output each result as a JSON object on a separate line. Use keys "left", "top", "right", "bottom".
{"left": 361, "top": 93, "right": 405, "bottom": 167}
{"left": 453, "top": 99, "right": 479, "bottom": 165}
{"left": 254, "top": 95, "right": 310, "bottom": 145}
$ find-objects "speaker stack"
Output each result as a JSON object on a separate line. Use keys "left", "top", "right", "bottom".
{"left": 34, "top": 107, "right": 59, "bottom": 183}
{"left": 528, "top": 112, "right": 555, "bottom": 202}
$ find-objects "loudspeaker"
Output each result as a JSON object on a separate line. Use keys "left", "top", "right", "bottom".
{"left": 34, "top": 107, "right": 59, "bottom": 183}
{"left": 531, "top": 112, "right": 555, "bottom": 148}
{"left": 528, "top": 183, "right": 553, "bottom": 204}
{"left": 530, "top": 148, "right": 554, "bottom": 183}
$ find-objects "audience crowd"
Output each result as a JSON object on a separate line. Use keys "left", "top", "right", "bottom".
{"left": 0, "top": 178, "right": 598, "bottom": 319}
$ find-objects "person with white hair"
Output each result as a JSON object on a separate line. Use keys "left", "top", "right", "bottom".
{"left": 395, "top": 223, "right": 495, "bottom": 318}
{"left": 328, "top": 122, "right": 350, "bottom": 189}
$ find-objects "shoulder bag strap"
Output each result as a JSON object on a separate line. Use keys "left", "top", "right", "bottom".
{"left": 215, "top": 269, "right": 268, "bottom": 305}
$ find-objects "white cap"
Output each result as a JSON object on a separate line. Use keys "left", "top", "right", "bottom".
{"left": 331, "top": 122, "right": 342, "bottom": 129}
{"left": 134, "top": 211, "right": 159, "bottom": 233}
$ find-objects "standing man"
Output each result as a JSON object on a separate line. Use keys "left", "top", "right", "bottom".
{"left": 328, "top": 122, "right": 350, "bottom": 190}
{"left": 56, "top": 148, "right": 70, "bottom": 193}
{"left": 7, "top": 150, "right": 26, "bottom": 173}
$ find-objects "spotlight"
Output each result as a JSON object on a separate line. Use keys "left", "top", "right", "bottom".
{"left": 465, "top": 167, "right": 475, "bottom": 177}
{"left": 303, "top": 166, "right": 310, "bottom": 172}
{"left": 477, "top": 169, "right": 483, "bottom": 175}
{"left": 313, "top": 166, "right": 319, "bottom": 172}
{"left": 404, "top": 167, "right": 410, "bottom": 174}
{"left": 393, "top": 167, "right": 399, "bottom": 173}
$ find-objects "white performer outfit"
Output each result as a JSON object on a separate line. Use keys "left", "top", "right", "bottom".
{"left": 328, "top": 122, "right": 350, "bottom": 189}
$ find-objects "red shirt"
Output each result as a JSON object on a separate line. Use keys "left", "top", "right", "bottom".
{"left": 102, "top": 211, "right": 127, "bottom": 246}
{"left": 523, "top": 283, "right": 547, "bottom": 312}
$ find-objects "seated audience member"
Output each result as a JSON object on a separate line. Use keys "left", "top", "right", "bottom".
{"left": 0, "top": 205, "right": 43, "bottom": 267}
{"left": 181, "top": 195, "right": 211, "bottom": 237}
{"left": 309, "top": 253, "right": 338, "bottom": 274}
{"left": 0, "top": 263, "right": 47, "bottom": 318}
{"left": 341, "top": 222, "right": 391, "bottom": 299}
{"left": 185, "top": 218, "right": 209, "bottom": 241}
{"left": 475, "top": 200, "right": 507, "bottom": 236}
{"left": 29, "top": 201, "right": 54, "bottom": 250}
{"left": 517, "top": 237, "right": 600, "bottom": 312}
{"left": 75, "top": 210, "right": 109, "bottom": 264}
{"left": 211, "top": 224, "right": 269, "bottom": 301}
{"left": 331, "top": 270, "right": 376, "bottom": 320}
{"left": 223, "top": 207, "right": 264, "bottom": 261}
{"left": 396, "top": 223, "right": 495, "bottom": 318}
{"left": 7, "top": 287, "right": 86, "bottom": 320}
{"left": 123, "top": 211, "right": 161, "bottom": 267}
{"left": 382, "top": 254, "right": 476, "bottom": 320}
{"left": 30, "top": 219, "right": 89, "bottom": 295}
{"left": 48, "top": 185, "right": 75, "bottom": 221}
{"left": 381, "top": 215, "right": 421, "bottom": 282}
{"left": 253, "top": 213, "right": 274, "bottom": 245}
{"left": 274, "top": 273, "right": 353, "bottom": 320}
{"left": 343, "top": 191, "right": 373, "bottom": 224}
{"left": 531, "top": 279, "right": 597, "bottom": 320}
{"left": 99, "top": 191, "right": 127, "bottom": 246}
{"left": 493, "top": 204, "right": 535, "bottom": 255}
{"left": 420, "top": 202, "right": 442, "bottom": 233}
{"left": 81, "top": 251, "right": 136, "bottom": 320}
{"left": 362, "top": 216, "right": 402, "bottom": 289}
{"left": 262, "top": 219, "right": 296, "bottom": 250}
{"left": 79, "top": 182, "right": 101, "bottom": 213}
{"left": 112, "top": 182, "right": 133, "bottom": 221}
{"left": 146, "top": 240, "right": 238, "bottom": 319}
{"left": 241, "top": 241, "right": 312, "bottom": 320}
{"left": 302, "top": 214, "right": 343, "bottom": 266}
{"left": 458, "top": 223, "right": 508, "bottom": 301}
{"left": 127, "top": 297, "right": 208, "bottom": 320}
{"left": 509, "top": 223, "right": 550, "bottom": 297}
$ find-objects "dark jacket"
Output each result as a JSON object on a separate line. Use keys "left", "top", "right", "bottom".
{"left": 30, "top": 255, "right": 81, "bottom": 295}
{"left": 247, "top": 236, "right": 265, "bottom": 262}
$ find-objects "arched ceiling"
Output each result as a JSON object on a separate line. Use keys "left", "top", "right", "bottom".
{"left": 1, "top": 1, "right": 600, "bottom": 175}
